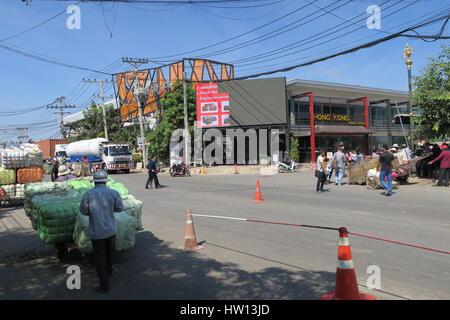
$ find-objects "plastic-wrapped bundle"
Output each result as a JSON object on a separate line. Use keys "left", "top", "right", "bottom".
{"left": 1, "top": 149, "right": 30, "bottom": 168}
{"left": 73, "top": 211, "right": 137, "bottom": 254}
{"left": 36, "top": 189, "right": 88, "bottom": 244}
{"left": 24, "top": 181, "right": 71, "bottom": 199}
{"left": 17, "top": 167, "right": 44, "bottom": 184}
{"left": 14, "top": 184, "right": 25, "bottom": 200}
{"left": 121, "top": 194, "right": 143, "bottom": 230}
{"left": 106, "top": 180, "right": 129, "bottom": 196}
{"left": 0, "top": 167, "right": 16, "bottom": 185}
{"left": 66, "top": 179, "right": 94, "bottom": 190}
{"left": 21, "top": 143, "right": 43, "bottom": 166}
{"left": 0, "top": 184, "right": 15, "bottom": 200}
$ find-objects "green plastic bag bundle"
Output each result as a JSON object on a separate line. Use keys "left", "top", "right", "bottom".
{"left": 106, "top": 181, "right": 129, "bottom": 196}
{"left": 121, "top": 194, "right": 143, "bottom": 230}
{"left": 73, "top": 212, "right": 137, "bottom": 254}
{"left": 35, "top": 189, "right": 87, "bottom": 244}
{"left": 115, "top": 212, "right": 137, "bottom": 251}
{"left": 66, "top": 179, "right": 94, "bottom": 190}
{"left": 0, "top": 167, "right": 16, "bottom": 185}
{"left": 24, "top": 181, "right": 71, "bottom": 198}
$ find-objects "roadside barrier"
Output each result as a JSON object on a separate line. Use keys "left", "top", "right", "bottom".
{"left": 253, "top": 180, "right": 265, "bottom": 202}
{"left": 321, "top": 227, "right": 376, "bottom": 300}
{"left": 183, "top": 211, "right": 450, "bottom": 299}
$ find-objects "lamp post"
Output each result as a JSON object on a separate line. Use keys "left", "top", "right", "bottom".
{"left": 403, "top": 43, "right": 413, "bottom": 149}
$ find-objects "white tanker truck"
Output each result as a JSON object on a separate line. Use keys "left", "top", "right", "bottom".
{"left": 65, "top": 138, "right": 132, "bottom": 173}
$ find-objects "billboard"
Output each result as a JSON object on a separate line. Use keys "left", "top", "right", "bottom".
{"left": 196, "top": 77, "right": 287, "bottom": 128}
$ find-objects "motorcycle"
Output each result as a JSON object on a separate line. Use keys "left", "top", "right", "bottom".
{"left": 276, "top": 160, "right": 298, "bottom": 173}
{"left": 169, "top": 163, "right": 191, "bottom": 177}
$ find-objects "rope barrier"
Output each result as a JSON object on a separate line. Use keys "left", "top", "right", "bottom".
{"left": 348, "top": 232, "right": 450, "bottom": 255}
{"left": 188, "top": 213, "right": 450, "bottom": 255}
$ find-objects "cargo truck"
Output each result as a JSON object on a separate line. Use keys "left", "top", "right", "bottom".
{"left": 65, "top": 138, "right": 132, "bottom": 173}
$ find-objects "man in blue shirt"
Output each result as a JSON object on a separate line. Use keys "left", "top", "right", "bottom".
{"left": 80, "top": 170, "right": 125, "bottom": 293}
{"left": 145, "top": 155, "right": 161, "bottom": 189}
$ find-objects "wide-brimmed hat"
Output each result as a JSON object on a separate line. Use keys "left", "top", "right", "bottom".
{"left": 93, "top": 170, "right": 108, "bottom": 183}
{"left": 390, "top": 148, "right": 397, "bottom": 152}
{"left": 392, "top": 144, "right": 400, "bottom": 148}
{"left": 58, "top": 166, "right": 71, "bottom": 176}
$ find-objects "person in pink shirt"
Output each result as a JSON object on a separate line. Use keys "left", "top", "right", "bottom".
{"left": 428, "top": 144, "right": 450, "bottom": 187}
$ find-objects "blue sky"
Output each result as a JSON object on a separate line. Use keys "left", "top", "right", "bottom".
{"left": 0, "top": 0, "right": 448, "bottom": 141}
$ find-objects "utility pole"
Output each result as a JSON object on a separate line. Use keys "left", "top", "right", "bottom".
{"left": 17, "top": 127, "right": 28, "bottom": 144}
{"left": 182, "top": 72, "right": 190, "bottom": 165}
{"left": 83, "top": 78, "right": 114, "bottom": 141}
{"left": 46, "top": 97, "right": 76, "bottom": 139}
{"left": 122, "top": 57, "right": 149, "bottom": 165}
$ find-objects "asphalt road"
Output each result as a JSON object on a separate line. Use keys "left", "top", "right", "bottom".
{"left": 112, "top": 169, "right": 450, "bottom": 300}
{"left": 1, "top": 170, "right": 449, "bottom": 300}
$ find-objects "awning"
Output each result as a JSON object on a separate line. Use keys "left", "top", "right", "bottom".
{"left": 315, "top": 125, "right": 374, "bottom": 135}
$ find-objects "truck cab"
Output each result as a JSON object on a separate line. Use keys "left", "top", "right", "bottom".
{"left": 103, "top": 144, "right": 132, "bottom": 173}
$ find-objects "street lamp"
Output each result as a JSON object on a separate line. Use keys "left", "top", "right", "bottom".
{"left": 403, "top": 43, "right": 414, "bottom": 149}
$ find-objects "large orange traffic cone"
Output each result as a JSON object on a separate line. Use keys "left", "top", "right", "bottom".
{"left": 183, "top": 209, "right": 204, "bottom": 250}
{"left": 321, "top": 227, "right": 376, "bottom": 300}
{"left": 253, "top": 180, "right": 265, "bottom": 202}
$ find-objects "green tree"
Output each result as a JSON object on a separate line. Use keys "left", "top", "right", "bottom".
{"left": 290, "top": 136, "right": 300, "bottom": 162}
{"left": 146, "top": 82, "right": 196, "bottom": 164}
{"left": 413, "top": 45, "right": 450, "bottom": 139}
{"left": 66, "top": 103, "right": 137, "bottom": 147}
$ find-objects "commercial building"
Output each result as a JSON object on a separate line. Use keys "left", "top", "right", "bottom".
{"left": 286, "top": 79, "right": 411, "bottom": 162}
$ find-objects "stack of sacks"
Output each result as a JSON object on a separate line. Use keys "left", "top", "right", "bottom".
{"left": 1, "top": 148, "right": 30, "bottom": 168}
{"left": 0, "top": 184, "right": 15, "bottom": 201}
{"left": 14, "top": 184, "right": 25, "bottom": 200}
{"left": 0, "top": 167, "right": 16, "bottom": 185}
{"left": 73, "top": 211, "right": 137, "bottom": 254}
{"left": 17, "top": 167, "right": 44, "bottom": 184}
{"left": 35, "top": 189, "right": 89, "bottom": 244}
{"left": 0, "top": 144, "right": 44, "bottom": 201}
{"left": 21, "top": 144, "right": 43, "bottom": 167}
{"left": 66, "top": 179, "right": 94, "bottom": 190}
{"left": 24, "top": 182, "right": 72, "bottom": 230}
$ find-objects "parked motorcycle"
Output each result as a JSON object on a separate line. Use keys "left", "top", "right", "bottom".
{"left": 169, "top": 163, "right": 191, "bottom": 177}
{"left": 276, "top": 160, "right": 298, "bottom": 173}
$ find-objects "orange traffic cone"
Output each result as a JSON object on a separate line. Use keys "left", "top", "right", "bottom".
{"left": 321, "top": 227, "right": 376, "bottom": 300}
{"left": 234, "top": 164, "right": 239, "bottom": 174}
{"left": 183, "top": 209, "right": 204, "bottom": 250}
{"left": 253, "top": 180, "right": 265, "bottom": 202}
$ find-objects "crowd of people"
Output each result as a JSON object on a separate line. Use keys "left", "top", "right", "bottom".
{"left": 46, "top": 155, "right": 90, "bottom": 182}
{"left": 314, "top": 142, "right": 449, "bottom": 194}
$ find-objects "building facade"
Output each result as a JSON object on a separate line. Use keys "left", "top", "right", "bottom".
{"left": 287, "top": 79, "right": 412, "bottom": 163}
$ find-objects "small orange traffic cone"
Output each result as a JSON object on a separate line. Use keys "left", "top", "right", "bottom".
{"left": 321, "top": 227, "right": 376, "bottom": 300}
{"left": 183, "top": 209, "right": 204, "bottom": 250}
{"left": 234, "top": 164, "right": 239, "bottom": 174}
{"left": 253, "top": 180, "right": 265, "bottom": 202}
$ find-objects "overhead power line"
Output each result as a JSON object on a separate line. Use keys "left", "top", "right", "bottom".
{"left": 228, "top": 12, "right": 450, "bottom": 81}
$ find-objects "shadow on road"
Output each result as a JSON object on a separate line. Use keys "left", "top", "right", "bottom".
{"left": 0, "top": 230, "right": 336, "bottom": 300}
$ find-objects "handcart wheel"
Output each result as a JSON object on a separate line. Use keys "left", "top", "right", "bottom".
{"left": 366, "top": 176, "right": 379, "bottom": 190}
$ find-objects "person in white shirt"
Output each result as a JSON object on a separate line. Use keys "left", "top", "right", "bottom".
{"left": 316, "top": 150, "right": 327, "bottom": 192}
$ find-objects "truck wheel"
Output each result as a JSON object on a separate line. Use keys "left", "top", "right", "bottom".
{"left": 123, "top": 169, "right": 130, "bottom": 174}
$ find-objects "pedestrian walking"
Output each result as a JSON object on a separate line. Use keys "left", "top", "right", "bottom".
{"left": 51, "top": 159, "right": 59, "bottom": 182}
{"left": 145, "top": 156, "right": 161, "bottom": 189}
{"left": 332, "top": 146, "right": 346, "bottom": 186}
{"left": 428, "top": 144, "right": 450, "bottom": 187}
{"left": 316, "top": 150, "right": 327, "bottom": 193}
{"left": 377, "top": 145, "right": 396, "bottom": 197}
{"left": 79, "top": 170, "right": 125, "bottom": 293}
